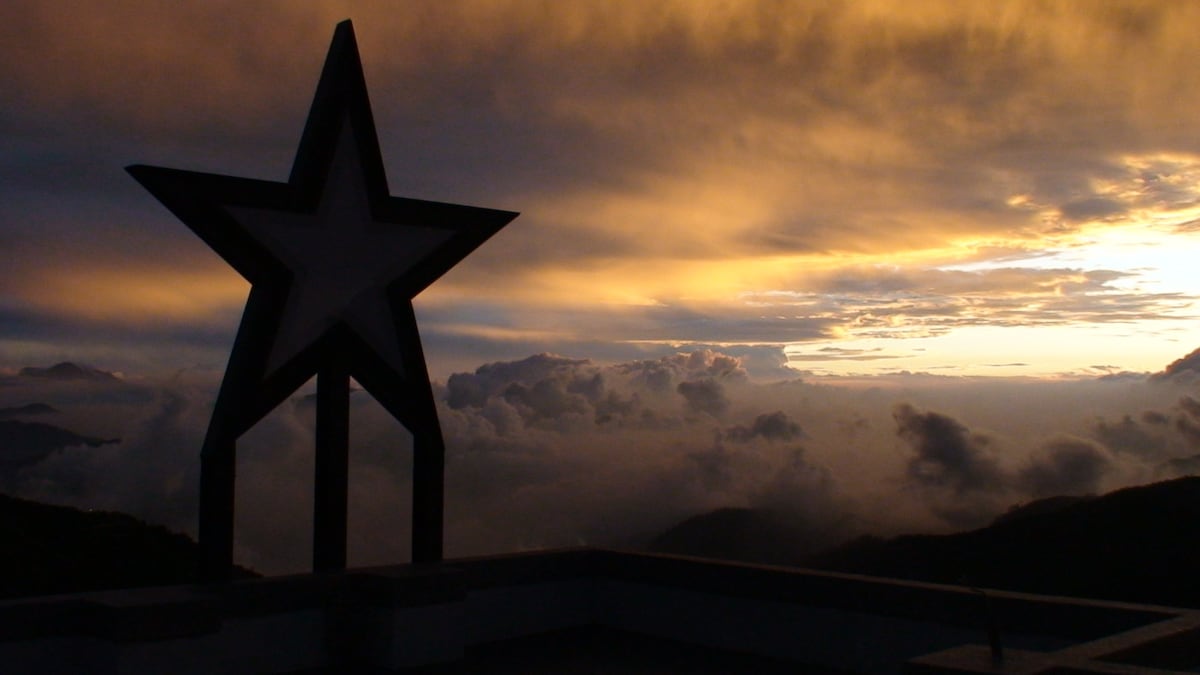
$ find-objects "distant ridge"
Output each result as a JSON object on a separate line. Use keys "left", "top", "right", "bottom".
{"left": 0, "top": 494, "right": 256, "bottom": 598}
{"left": 0, "top": 420, "right": 119, "bottom": 470}
{"left": 18, "top": 362, "right": 119, "bottom": 382}
{"left": 647, "top": 507, "right": 847, "bottom": 565}
{"left": 0, "top": 403, "right": 59, "bottom": 420}
{"left": 646, "top": 478, "right": 1200, "bottom": 607}
{"left": 988, "top": 494, "right": 1092, "bottom": 526}
{"left": 806, "top": 477, "right": 1200, "bottom": 608}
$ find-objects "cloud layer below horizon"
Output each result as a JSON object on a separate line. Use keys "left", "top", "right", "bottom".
{"left": 3, "top": 347, "right": 1200, "bottom": 574}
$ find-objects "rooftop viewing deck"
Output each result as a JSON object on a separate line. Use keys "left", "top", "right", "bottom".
{"left": 1, "top": 548, "right": 1195, "bottom": 675}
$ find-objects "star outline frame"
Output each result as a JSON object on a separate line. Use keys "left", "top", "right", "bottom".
{"left": 127, "top": 20, "right": 519, "bottom": 437}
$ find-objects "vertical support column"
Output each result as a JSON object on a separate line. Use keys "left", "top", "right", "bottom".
{"left": 199, "top": 434, "right": 237, "bottom": 582}
{"left": 393, "top": 302, "right": 445, "bottom": 564}
{"left": 314, "top": 359, "right": 350, "bottom": 572}
{"left": 411, "top": 425, "right": 445, "bottom": 564}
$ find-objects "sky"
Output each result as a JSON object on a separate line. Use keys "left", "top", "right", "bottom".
{"left": 3, "top": 0, "right": 1200, "bottom": 379}
{"left": 3, "top": 1, "right": 1200, "bottom": 573}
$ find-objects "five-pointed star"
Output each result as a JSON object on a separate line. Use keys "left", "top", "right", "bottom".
{"left": 226, "top": 120, "right": 454, "bottom": 379}
{"left": 127, "top": 21, "right": 517, "bottom": 433}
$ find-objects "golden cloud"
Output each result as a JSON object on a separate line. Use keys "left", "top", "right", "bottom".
{"left": 5, "top": 1, "right": 1199, "bottom": 366}
{"left": 14, "top": 262, "right": 246, "bottom": 325}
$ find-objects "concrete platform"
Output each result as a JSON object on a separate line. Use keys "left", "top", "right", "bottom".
{"left": 0, "top": 548, "right": 1191, "bottom": 675}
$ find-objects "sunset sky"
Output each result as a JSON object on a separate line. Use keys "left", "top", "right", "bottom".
{"left": 5, "top": 2, "right": 1200, "bottom": 571}
{"left": 3, "top": 0, "right": 1199, "bottom": 381}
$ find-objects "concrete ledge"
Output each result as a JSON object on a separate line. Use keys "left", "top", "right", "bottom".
{"left": 0, "top": 566, "right": 468, "bottom": 674}
{"left": 0, "top": 548, "right": 1190, "bottom": 674}
{"left": 451, "top": 549, "right": 1175, "bottom": 640}
{"left": 904, "top": 611, "right": 1200, "bottom": 675}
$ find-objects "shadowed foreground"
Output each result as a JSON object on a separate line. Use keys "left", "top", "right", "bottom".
{"left": 397, "top": 625, "right": 848, "bottom": 674}
{"left": 2, "top": 548, "right": 1184, "bottom": 674}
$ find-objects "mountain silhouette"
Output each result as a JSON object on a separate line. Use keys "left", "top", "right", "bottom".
{"left": 806, "top": 477, "right": 1200, "bottom": 607}
{"left": 0, "top": 403, "right": 59, "bottom": 420}
{"left": 0, "top": 419, "right": 119, "bottom": 470}
{"left": 0, "top": 493, "right": 256, "bottom": 598}
{"left": 17, "top": 362, "right": 118, "bottom": 382}
{"left": 647, "top": 507, "right": 847, "bottom": 565}
{"left": 646, "top": 478, "right": 1200, "bottom": 608}
{"left": 988, "top": 494, "right": 1092, "bottom": 525}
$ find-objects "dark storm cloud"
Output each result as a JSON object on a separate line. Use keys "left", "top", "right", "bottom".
{"left": 433, "top": 348, "right": 860, "bottom": 561}
{"left": 1176, "top": 397, "right": 1200, "bottom": 450}
{"left": 618, "top": 349, "right": 748, "bottom": 390}
{"left": 445, "top": 354, "right": 592, "bottom": 410}
{"left": 1017, "top": 436, "right": 1112, "bottom": 499}
{"left": 1089, "top": 393, "right": 1200, "bottom": 467}
{"left": 682, "top": 344, "right": 795, "bottom": 381}
{"left": 1092, "top": 414, "right": 1167, "bottom": 459}
{"left": 443, "top": 349, "right": 753, "bottom": 430}
{"left": 753, "top": 446, "right": 834, "bottom": 507}
{"left": 443, "top": 353, "right": 642, "bottom": 431}
{"left": 724, "top": 411, "right": 805, "bottom": 443}
{"left": 677, "top": 379, "right": 729, "bottom": 418}
{"left": 1142, "top": 410, "right": 1170, "bottom": 425}
{"left": 1178, "top": 396, "right": 1200, "bottom": 421}
{"left": 686, "top": 442, "right": 735, "bottom": 493}
{"left": 1152, "top": 346, "right": 1200, "bottom": 382}
{"left": 1176, "top": 416, "right": 1200, "bottom": 449}
{"left": 502, "top": 379, "right": 592, "bottom": 427}
{"left": 893, "top": 403, "right": 1003, "bottom": 496}
{"left": 618, "top": 359, "right": 676, "bottom": 394}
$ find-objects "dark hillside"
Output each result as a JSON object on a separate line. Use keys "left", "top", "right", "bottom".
{"left": 0, "top": 494, "right": 256, "bottom": 598}
{"left": 807, "top": 477, "right": 1200, "bottom": 607}
{"left": 647, "top": 506, "right": 846, "bottom": 565}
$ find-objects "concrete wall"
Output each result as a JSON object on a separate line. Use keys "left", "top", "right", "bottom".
{"left": 0, "top": 549, "right": 1185, "bottom": 674}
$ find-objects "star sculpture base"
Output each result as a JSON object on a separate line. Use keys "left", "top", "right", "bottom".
{"left": 129, "top": 21, "right": 518, "bottom": 581}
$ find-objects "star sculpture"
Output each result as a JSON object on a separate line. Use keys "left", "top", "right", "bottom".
{"left": 128, "top": 20, "right": 517, "bottom": 580}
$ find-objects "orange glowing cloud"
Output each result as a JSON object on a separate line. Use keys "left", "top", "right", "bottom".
{"left": 4, "top": 1, "right": 1200, "bottom": 375}
{"left": 14, "top": 263, "right": 246, "bottom": 326}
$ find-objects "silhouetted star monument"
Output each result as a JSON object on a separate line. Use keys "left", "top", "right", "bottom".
{"left": 128, "top": 21, "right": 518, "bottom": 580}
